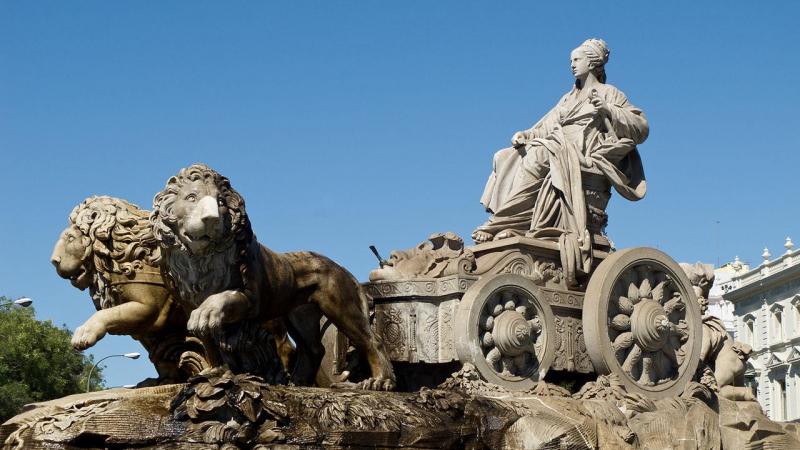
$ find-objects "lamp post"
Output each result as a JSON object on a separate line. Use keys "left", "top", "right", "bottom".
{"left": 0, "top": 297, "right": 33, "bottom": 309}
{"left": 85, "top": 352, "right": 141, "bottom": 392}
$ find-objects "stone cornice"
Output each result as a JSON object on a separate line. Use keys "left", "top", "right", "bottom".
{"left": 723, "top": 260, "right": 800, "bottom": 302}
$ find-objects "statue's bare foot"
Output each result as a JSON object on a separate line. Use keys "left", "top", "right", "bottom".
{"left": 332, "top": 377, "right": 396, "bottom": 391}
{"left": 472, "top": 230, "right": 493, "bottom": 243}
{"left": 495, "top": 230, "right": 515, "bottom": 240}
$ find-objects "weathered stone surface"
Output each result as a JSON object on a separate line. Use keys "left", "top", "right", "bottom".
{"left": 718, "top": 396, "right": 800, "bottom": 449}
{"left": 4, "top": 368, "right": 800, "bottom": 449}
{"left": 50, "top": 196, "right": 209, "bottom": 385}
{"left": 150, "top": 164, "right": 395, "bottom": 390}
{"left": 369, "top": 232, "right": 476, "bottom": 282}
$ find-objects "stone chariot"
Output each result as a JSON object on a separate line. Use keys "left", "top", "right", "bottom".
{"left": 325, "top": 167, "right": 703, "bottom": 400}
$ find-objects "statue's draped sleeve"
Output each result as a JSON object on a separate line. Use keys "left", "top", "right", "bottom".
{"left": 589, "top": 85, "right": 649, "bottom": 202}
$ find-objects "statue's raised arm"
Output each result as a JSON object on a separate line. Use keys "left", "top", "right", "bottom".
{"left": 473, "top": 38, "right": 649, "bottom": 286}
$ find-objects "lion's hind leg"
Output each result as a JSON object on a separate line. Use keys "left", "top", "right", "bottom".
{"left": 286, "top": 304, "right": 324, "bottom": 386}
{"left": 314, "top": 275, "right": 396, "bottom": 391}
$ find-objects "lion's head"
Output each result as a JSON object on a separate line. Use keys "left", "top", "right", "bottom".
{"left": 51, "top": 196, "right": 161, "bottom": 305}
{"left": 151, "top": 164, "right": 250, "bottom": 256}
{"left": 52, "top": 223, "right": 94, "bottom": 290}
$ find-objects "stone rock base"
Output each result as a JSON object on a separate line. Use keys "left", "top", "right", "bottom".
{"left": 2, "top": 369, "right": 799, "bottom": 449}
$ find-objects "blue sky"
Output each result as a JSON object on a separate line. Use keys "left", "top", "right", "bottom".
{"left": 2, "top": 2, "right": 798, "bottom": 387}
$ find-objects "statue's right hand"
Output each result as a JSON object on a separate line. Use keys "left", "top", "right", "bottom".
{"left": 511, "top": 131, "right": 526, "bottom": 147}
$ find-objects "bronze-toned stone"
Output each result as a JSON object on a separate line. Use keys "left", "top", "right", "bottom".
{"left": 150, "top": 164, "right": 396, "bottom": 390}
{"left": 51, "top": 196, "right": 209, "bottom": 385}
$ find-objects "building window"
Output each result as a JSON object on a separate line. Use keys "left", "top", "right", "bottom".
{"left": 743, "top": 315, "right": 756, "bottom": 348}
{"left": 770, "top": 305, "right": 784, "bottom": 343}
{"left": 794, "top": 298, "right": 800, "bottom": 336}
{"left": 745, "top": 375, "right": 758, "bottom": 399}
{"left": 774, "top": 377, "right": 787, "bottom": 421}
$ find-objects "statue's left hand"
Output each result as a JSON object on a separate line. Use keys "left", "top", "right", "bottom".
{"left": 187, "top": 291, "right": 249, "bottom": 336}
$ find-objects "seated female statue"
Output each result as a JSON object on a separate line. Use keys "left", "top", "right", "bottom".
{"left": 473, "top": 38, "right": 649, "bottom": 284}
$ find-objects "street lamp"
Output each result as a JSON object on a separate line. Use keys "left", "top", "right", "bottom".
{"left": 0, "top": 297, "right": 33, "bottom": 309}
{"left": 85, "top": 352, "right": 141, "bottom": 392}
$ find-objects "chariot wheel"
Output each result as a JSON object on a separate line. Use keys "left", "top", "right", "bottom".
{"left": 455, "top": 274, "right": 555, "bottom": 390}
{"left": 583, "top": 247, "right": 702, "bottom": 399}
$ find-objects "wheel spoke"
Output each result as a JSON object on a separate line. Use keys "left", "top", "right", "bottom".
{"left": 617, "top": 296, "right": 634, "bottom": 315}
{"left": 483, "top": 314, "right": 494, "bottom": 331}
{"left": 622, "top": 344, "right": 642, "bottom": 377}
{"left": 612, "top": 331, "right": 634, "bottom": 349}
{"left": 612, "top": 332, "right": 634, "bottom": 364}
{"left": 610, "top": 314, "right": 631, "bottom": 332}
{"left": 639, "top": 353, "right": 655, "bottom": 386}
{"left": 481, "top": 331, "right": 494, "bottom": 348}
{"left": 486, "top": 347, "right": 502, "bottom": 369}
{"left": 627, "top": 280, "right": 640, "bottom": 304}
{"left": 651, "top": 280, "right": 669, "bottom": 304}
{"left": 639, "top": 277, "right": 652, "bottom": 299}
{"left": 663, "top": 297, "right": 684, "bottom": 315}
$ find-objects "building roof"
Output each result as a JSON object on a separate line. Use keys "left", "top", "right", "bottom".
{"left": 723, "top": 246, "right": 800, "bottom": 302}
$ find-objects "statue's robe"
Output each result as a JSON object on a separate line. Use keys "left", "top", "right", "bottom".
{"left": 477, "top": 83, "right": 649, "bottom": 282}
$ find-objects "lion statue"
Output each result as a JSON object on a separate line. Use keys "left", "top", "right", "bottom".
{"left": 51, "top": 196, "right": 209, "bottom": 384}
{"left": 151, "top": 164, "right": 396, "bottom": 390}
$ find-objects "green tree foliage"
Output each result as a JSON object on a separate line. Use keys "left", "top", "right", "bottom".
{"left": 0, "top": 297, "right": 104, "bottom": 422}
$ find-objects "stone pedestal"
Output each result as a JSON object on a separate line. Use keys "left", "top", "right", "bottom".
{"left": 4, "top": 369, "right": 799, "bottom": 449}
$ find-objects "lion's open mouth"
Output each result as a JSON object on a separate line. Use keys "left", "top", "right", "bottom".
{"left": 185, "top": 232, "right": 214, "bottom": 243}
{"left": 69, "top": 266, "right": 91, "bottom": 289}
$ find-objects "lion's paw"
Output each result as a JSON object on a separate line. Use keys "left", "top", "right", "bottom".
{"left": 72, "top": 320, "right": 107, "bottom": 350}
{"left": 187, "top": 292, "right": 249, "bottom": 336}
{"left": 187, "top": 303, "right": 223, "bottom": 336}
{"left": 332, "top": 377, "right": 395, "bottom": 391}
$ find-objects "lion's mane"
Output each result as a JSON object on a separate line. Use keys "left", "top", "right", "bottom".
{"left": 150, "top": 164, "right": 254, "bottom": 306}
{"left": 70, "top": 196, "right": 161, "bottom": 308}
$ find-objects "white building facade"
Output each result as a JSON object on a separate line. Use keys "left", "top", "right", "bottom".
{"left": 708, "top": 257, "right": 749, "bottom": 336}
{"left": 722, "top": 240, "right": 800, "bottom": 422}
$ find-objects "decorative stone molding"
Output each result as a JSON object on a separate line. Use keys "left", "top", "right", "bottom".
{"left": 765, "top": 352, "right": 783, "bottom": 368}
{"left": 365, "top": 275, "right": 478, "bottom": 299}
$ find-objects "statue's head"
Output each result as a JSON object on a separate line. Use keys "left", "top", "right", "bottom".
{"left": 51, "top": 196, "right": 158, "bottom": 291}
{"left": 52, "top": 223, "right": 94, "bottom": 290}
{"left": 571, "top": 38, "right": 609, "bottom": 83}
{"left": 151, "top": 164, "right": 249, "bottom": 256}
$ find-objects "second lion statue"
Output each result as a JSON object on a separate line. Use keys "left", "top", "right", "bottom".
{"left": 150, "top": 163, "right": 396, "bottom": 390}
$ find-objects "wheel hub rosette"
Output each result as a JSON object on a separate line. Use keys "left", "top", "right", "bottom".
{"left": 583, "top": 248, "right": 702, "bottom": 398}
{"left": 456, "top": 274, "right": 555, "bottom": 390}
{"left": 608, "top": 265, "right": 690, "bottom": 387}
{"left": 479, "top": 289, "right": 543, "bottom": 378}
